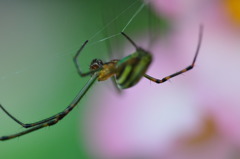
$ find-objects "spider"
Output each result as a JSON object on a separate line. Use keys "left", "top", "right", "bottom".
{"left": 0, "top": 25, "right": 203, "bottom": 141}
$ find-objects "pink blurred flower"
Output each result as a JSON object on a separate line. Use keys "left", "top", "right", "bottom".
{"left": 80, "top": 0, "right": 240, "bottom": 158}
{"left": 149, "top": 0, "right": 240, "bottom": 30}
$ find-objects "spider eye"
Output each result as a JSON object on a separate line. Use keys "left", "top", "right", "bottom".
{"left": 90, "top": 59, "right": 103, "bottom": 70}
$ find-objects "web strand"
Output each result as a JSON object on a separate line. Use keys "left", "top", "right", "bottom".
{"left": 88, "top": 33, "right": 121, "bottom": 47}
{"left": 122, "top": 3, "right": 146, "bottom": 32}
{"left": 88, "top": 0, "right": 141, "bottom": 41}
{"left": 88, "top": 0, "right": 146, "bottom": 45}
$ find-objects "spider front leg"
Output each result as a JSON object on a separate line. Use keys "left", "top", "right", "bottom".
{"left": 144, "top": 25, "right": 203, "bottom": 84}
{"left": 0, "top": 73, "right": 98, "bottom": 141}
{"left": 0, "top": 103, "right": 70, "bottom": 128}
{"left": 0, "top": 104, "right": 41, "bottom": 128}
{"left": 0, "top": 118, "right": 60, "bottom": 141}
{"left": 73, "top": 40, "right": 101, "bottom": 77}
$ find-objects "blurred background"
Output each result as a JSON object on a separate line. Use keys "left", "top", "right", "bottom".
{"left": 0, "top": 0, "right": 240, "bottom": 159}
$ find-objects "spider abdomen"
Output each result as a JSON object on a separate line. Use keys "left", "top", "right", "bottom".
{"left": 116, "top": 48, "right": 152, "bottom": 89}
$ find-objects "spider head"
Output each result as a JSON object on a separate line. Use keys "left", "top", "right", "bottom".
{"left": 90, "top": 59, "right": 103, "bottom": 70}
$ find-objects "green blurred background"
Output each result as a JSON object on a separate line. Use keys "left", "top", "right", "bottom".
{"left": 0, "top": 0, "right": 161, "bottom": 158}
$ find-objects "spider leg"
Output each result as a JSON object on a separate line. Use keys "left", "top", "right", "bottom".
{"left": 0, "top": 104, "right": 32, "bottom": 128}
{"left": 121, "top": 32, "right": 138, "bottom": 49}
{"left": 111, "top": 76, "right": 122, "bottom": 94}
{"left": 73, "top": 40, "right": 101, "bottom": 77}
{"left": 0, "top": 118, "right": 59, "bottom": 141}
{"left": 0, "top": 103, "right": 68, "bottom": 128}
{"left": 0, "top": 73, "right": 98, "bottom": 140}
{"left": 144, "top": 25, "right": 203, "bottom": 84}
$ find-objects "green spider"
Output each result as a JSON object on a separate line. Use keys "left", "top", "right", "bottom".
{"left": 0, "top": 25, "right": 203, "bottom": 141}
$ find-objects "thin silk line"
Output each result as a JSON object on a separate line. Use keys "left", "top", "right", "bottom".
{"left": 88, "top": 0, "right": 140, "bottom": 41}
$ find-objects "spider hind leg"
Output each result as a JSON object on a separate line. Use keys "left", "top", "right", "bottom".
{"left": 144, "top": 25, "right": 203, "bottom": 84}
